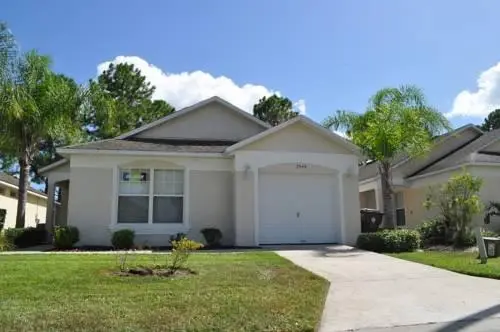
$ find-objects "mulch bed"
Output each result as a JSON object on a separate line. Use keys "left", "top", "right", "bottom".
{"left": 112, "top": 266, "right": 196, "bottom": 278}
{"left": 49, "top": 245, "right": 259, "bottom": 252}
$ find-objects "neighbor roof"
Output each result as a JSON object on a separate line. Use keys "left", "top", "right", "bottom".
{"left": 409, "top": 128, "right": 500, "bottom": 177}
{"left": 0, "top": 172, "right": 47, "bottom": 197}
{"left": 358, "top": 124, "right": 484, "bottom": 181}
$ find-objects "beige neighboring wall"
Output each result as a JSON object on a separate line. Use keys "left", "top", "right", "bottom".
{"left": 234, "top": 170, "right": 255, "bottom": 246}
{"left": 68, "top": 167, "right": 114, "bottom": 245}
{"left": 359, "top": 190, "right": 377, "bottom": 209}
{"left": 343, "top": 174, "right": 361, "bottom": 245}
{"left": 403, "top": 187, "right": 437, "bottom": 228}
{"left": 1, "top": 188, "right": 47, "bottom": 229}
{"left": 241, "top": 122, "right": 354, "bottom": 154}
{"left": 188, "top": 170, "right": 234, "bottom": 245}
{"left": 135, "top": 102, "right": 266, "bottom": 141}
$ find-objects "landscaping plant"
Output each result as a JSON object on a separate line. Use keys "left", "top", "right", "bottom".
{"left": 424, "top": 170, "right": 483, "bottom": 247}
{"left": 323, "top": 85, "right": 450, "bottom": 227}
{"left": 201, "top": 227, "right": 223, "bottom": 247}
{"left": 0, "top": 231, "right": 13, "bottom": 251}
{"left": 357, "top": 229, "right": 421, "bottom": 253}
{"left": 53, "top": 226, "right": 79, "bottom": 249}
{"left": 168, "top": 237, "right": 203, "bottom": 271}
{"left": 111, "top": 229, "right": 135, "bottom": 249}
{"left": 416, "top": 217, "right": 447, "bottom": 246}
{"left": 3, "top": 227, "right": 47, "bottom": 248}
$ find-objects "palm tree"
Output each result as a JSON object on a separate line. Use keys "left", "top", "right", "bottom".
{"left": 323, "top": 85, "right": 450, "bottom": 228}
{"left": 0, "top": 47, "right": 84, "bottom": 228}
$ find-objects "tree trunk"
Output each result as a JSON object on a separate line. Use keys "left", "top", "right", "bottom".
{"left": 379, "top": 162, "right": 395, "bottom": 228}
{"left": 15, "top": 153, "right": 30, "bottom": 228}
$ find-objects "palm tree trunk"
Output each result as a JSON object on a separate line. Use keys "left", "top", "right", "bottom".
{"left": 15, "top": 153, "right": 30, "bottom": 228}
{"left": 379, "top": 162, "right": 395, "bottom": 228}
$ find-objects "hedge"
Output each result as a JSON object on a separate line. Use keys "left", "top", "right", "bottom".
{"left": 357, "top": 229, "right": 421, "bottom": 253}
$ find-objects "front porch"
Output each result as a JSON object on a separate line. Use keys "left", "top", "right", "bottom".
{"left": 40, "top": 160, "right": 70, "bottom": 236}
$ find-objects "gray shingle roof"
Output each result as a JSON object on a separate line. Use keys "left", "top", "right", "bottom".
{"left": 0, "top": 173, "right": 47, "bottom": 197}
{"left": 411, "top": 129, "right": 500, "bottom": 177}
{"left": 62, "top": 138, "right": 235, "bottom": 154}
{"left": 358, "top": 125, "right": 484, "bottom": 181}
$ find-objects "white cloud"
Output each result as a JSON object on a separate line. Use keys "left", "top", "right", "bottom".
{"left": 97, "top": 56, "right": 306, "bottom": 114}
{"left": 447, "top": 62, "right": 500, "bottom": 118}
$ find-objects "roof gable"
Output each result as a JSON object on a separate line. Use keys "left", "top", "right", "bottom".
{"left": 117, "top": 97, "right": 270, "bottom": 141}
{"left": 226, "top": 116, "right": 360, "bottom": 155}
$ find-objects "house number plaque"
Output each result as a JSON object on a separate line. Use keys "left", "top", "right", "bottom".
{"left": 296, "top": 163, "right": 307, "bottom": 169}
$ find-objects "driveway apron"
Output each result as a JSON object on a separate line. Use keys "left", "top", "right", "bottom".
{"left": 275, "top": 245, "right": 500, "bottom": 331}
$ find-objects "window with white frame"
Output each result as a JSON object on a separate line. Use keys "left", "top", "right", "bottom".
{"left": 117, "top": 168, "right": 184, "bottom": 224}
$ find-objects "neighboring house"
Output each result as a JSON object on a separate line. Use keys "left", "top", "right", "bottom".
{"left": 0, "top": 173, "right": 48, "bottom": 229}
{"left": 359, "top": 124, "right": 500, "bottom": 229}
{"left": 40, "top": 96, "right": 361, "bottom": 247}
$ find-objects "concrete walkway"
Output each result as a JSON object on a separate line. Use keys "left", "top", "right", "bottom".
{"left": 275, "top": 245, "right": 500, "bottom": 332}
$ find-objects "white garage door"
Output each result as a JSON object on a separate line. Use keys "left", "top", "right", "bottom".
{"left": 258, "top": 171, "right": 339, "bottom": 244}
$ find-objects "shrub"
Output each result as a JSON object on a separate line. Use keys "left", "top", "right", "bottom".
{"left": 424, "top": 170, "right": 483, "bottom": 247}
{"left": 201, "top": 228, "right": 223, "bottom": 247}
{"left": 169, "top": 232, "right": 186, "bottom": 244}
{"left": 357, "top": 229, "right": 421, "bottom": 253}
{"left": 416, "top": 218, "right": 447, "bottom": 246}
{"left": 0, "top": 232, "right": 13, "bottom": 251}
{"left": 169, "top": 237, "right": 203, "bottom": 271}
{"left": 4, "top": 227, "right": 47, "bottom": 248}
{"left": 111, "top": 229, "right": 135, "bottom": 249}
{"left": 53, "top": 226, "right": 79, "bottom": 249}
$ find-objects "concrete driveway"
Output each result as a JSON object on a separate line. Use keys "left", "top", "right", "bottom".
{"left": 275, "top": 245, "right": 500, "bottom": 332}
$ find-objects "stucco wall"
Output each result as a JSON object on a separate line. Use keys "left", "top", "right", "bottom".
{"left": 135, "top": 102, "right": 266, "bottom": 141}
{"left": 68, "top": 167, "right": 114, "bottom": 245}
{"left": 359, "top": 190, "right": 377, "bottom": 209}
{"left": 234, "top": 171, "right": 255, "bottom": 246}
{"left": 188, "top": 170, "right": 234, "bottom": 245}
{"left": 1, "top": 189, "right": 47, "bottom": 229}
{"left": 403, "top": 187, "right": 437, "bottom": 228}
{"left": 242, "top": 122, "right": 354, "bottom": 154}
{"left": 343, "top": 174, "right": 361, "bottom": 245}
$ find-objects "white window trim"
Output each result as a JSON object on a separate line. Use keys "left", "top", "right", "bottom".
{"left": 111, "top": 166, "right": 190, "bottom": 234}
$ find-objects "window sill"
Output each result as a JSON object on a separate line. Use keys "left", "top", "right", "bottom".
{"left": 109, "top": 223, "right": 189, "bottom": 235}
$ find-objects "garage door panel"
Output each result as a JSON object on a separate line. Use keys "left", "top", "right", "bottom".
{"left": 258, "top": 171, "right": 339, "bottom": 245}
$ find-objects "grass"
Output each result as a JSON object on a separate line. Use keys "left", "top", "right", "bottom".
{"left": 389, "top": 251, "right": 500, "bottom": 279}
{"left": 0, "top": 252, "right": 328, "bottom": 332}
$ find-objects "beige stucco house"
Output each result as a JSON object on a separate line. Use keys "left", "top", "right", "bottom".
{"left": 40, "top": 96, "right": 361, "bottom": 247}
{"left": 0, "top": 173, "right": 48, "bottom": 229}
{"left": 359, "top": 124, "right": 500, "bottom": 230}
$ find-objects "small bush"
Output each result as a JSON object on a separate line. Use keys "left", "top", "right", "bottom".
{"left": 0, "top": 232, "right": 13, "bottom": 251}
{"left": 481, "top": 230, "right": 499, "bottom": 238}
{"left": 357, "top": 229, "right": 421, "bottom": 253}
{"left": 169, "top": 237, "right": 203, "bottom": 271}
{"left": 4, "top": 227, "right": 47, "bottom": 248}
{"left": 111, "top": 229, "right": 135, "bottom": 249}
{"left": 201, "top": 228, "right": 223, "bottom": 247}
{"left": 53, "top": 226, "right": 79, "bottom": 249}
{"left": 416, "top": 218, "right": 447, "bottom": 246}
{"left": 169, "top": 232, "right": 186, "bottom": 244}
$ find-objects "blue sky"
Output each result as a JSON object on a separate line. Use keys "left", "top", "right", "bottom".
{"left": 4, "top": 1, "right": 500, "bottom": 128}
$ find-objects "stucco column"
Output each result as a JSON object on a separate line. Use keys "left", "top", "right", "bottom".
{"left": 338, "top": 172, "right": 346, "bottom": 243}
{"left": 375, "top": 187, "right": 383, "bottom": 212}
{"left": 45, "top": 181, "right": 56, "bottom": 241}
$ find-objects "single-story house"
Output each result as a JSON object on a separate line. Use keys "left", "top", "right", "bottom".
{"left": 359, "top": 124, "right": 500, "bottom": 229}
{"left": 0, "top": 172, "right": 48, "bottom": 229}
{"left": 40, "top": 96, "right": 361, "bottom": 247}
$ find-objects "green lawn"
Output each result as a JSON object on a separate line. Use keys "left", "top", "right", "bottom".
{"left": 390, "top": 251, "right": 500, "bottom": 279}
{"left": 0, "top": 252, "right": 328, "bottom": 332}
